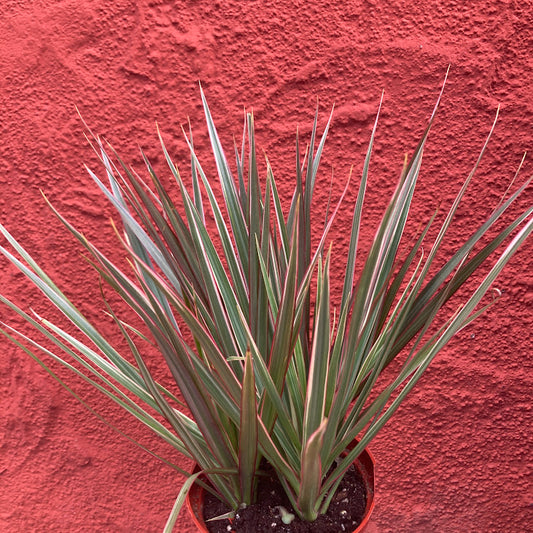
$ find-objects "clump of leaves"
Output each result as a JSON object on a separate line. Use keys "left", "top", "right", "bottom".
{"left": 1, "top": 79, "right": 531, "bottom": 529}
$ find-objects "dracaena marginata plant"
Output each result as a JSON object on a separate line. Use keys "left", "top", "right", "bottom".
{"left": 1, "top": 79, "right": 532, "bottom": 530}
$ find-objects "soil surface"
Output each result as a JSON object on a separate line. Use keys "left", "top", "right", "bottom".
{"left": 203, "top": 464, "right": 366, "bottom": 533}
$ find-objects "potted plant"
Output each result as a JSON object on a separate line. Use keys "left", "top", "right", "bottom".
{"left": 1, "top": 77, "right": 531, "bottom": 532}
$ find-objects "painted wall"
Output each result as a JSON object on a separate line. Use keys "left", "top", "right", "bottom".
{"left": 0, "top": 1, "right": 531, "bottom": 532}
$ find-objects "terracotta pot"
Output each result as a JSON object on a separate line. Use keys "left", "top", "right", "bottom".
{"left": 186, "top": 446, "right": 375, "bottom": 532}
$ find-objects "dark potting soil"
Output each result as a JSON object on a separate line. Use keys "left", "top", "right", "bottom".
{"left": 202, "top": 463, "right": 367, "bottom": 533}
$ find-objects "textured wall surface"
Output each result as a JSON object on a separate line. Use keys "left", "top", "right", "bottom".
{"left": 0, "top": 1, "right": 531, "bottom": 532}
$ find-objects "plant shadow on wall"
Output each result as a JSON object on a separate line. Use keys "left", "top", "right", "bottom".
{"left": 1, "top": 73, "right": 532, "bottom": 533}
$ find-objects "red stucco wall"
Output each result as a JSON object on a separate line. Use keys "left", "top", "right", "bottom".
{"left": 0, "top": 1, "right": 531, "bottom": 532}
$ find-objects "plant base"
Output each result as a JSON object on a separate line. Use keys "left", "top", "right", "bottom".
{"left": 187, "top": 448, "right": 375, "bottom": 532}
